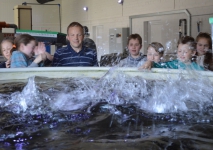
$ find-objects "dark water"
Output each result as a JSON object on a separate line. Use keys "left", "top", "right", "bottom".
{"left": 0, "top": 70, "right": 213, "bottom": 150}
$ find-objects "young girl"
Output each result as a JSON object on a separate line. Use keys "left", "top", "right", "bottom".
{"left": 196, "top": 32, "right": 213, "bottom": 71}
{"left": 0, "top": 37, "right": 15, "bottom": 68}
{"left": 11, "top": 34, "right": 52, "bottom": 68}
{"left": 141, "top": 36, "right": 204, "bottom": 70}
{"left": 118, "top": 34, "right": 146, "bottom": 67}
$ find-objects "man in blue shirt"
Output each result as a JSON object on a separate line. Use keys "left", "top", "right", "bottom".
{"left": 52, "top": 22, "right": 98, "bottom": 66}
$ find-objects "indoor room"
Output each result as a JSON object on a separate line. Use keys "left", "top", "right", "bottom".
{"left": 0, "top": 0, "right": 213, "bottom": 149}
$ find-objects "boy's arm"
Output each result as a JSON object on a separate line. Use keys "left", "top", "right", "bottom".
{"left": 138, "top": 60, "right": 153, "bottom": 70}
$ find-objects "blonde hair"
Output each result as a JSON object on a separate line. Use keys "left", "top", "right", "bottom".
{"left": 148, "top": 42, "right": 164, "bottom": 55}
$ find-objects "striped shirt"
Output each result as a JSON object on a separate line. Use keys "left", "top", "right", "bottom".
{"left": 52, "top": 44, "right": 98, "bottom": 67}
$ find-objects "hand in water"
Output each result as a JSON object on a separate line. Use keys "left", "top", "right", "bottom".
{"left": 5, "top": 60, "right": 11, "bottom": 68}
{"left": 34, "top": 42, "right": 46, "bottom": 55}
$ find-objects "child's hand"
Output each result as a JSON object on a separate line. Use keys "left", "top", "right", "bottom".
{"left": 34, "top": 42, "right": 46, "bottom": 55}
{"left": 5, "top": 60, "right": 11, "bottom": 68}
{"left": 33, "top": 53, "right": 47, "bottom": 64}
{"left": 138, "top": 61, "right": 153, "bottom": 70}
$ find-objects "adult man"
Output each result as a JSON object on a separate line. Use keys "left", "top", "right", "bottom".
{"left": 52, "top": 22, "right": 98, "bottom": 66}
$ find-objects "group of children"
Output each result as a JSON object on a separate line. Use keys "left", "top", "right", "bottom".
{"left": 0, "top": 32, "right": 212, "bottom": 71}
{"left": 118, "top": 32, "right": 213, "bottom": 71}
{"left": 0, "top": 34, "right": 53, "bottom": 68}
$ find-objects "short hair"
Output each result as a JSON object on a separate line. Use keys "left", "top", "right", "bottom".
{"left": 127, "top": 34, "right": 142, "bottom": 46}
{"left": 14, "top": 34, "right": 35, "bottom": 50}
{"left": 148, "top": 42, "right": 164, "bottom": 55}
{"left": 196, "top": 32, "right": 212, "bottom": 49}
{"left": 177, "top": 36, "right": 196, "bottom": 51}
{"left": 67, "top": 22, "right": 84, "bottom": 35}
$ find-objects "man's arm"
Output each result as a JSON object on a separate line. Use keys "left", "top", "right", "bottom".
{"left": 92, "top": 51, "right": 99, "bottom": 66}
{"left": 52, "top": 51, "right": 60, "bottom": 67}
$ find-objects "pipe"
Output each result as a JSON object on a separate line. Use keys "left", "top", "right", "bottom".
{"left": 0, "top": 22, "right": 18, "bottom": 33}
{"left": 197, "top": 21, "right": 201, "bottom": 33}
{"left": 179, "top": 19, "right": 187, "bottom": 38}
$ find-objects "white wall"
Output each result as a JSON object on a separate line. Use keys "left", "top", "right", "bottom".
{"left": 0, "top": 0, "right": 61, "bottom": 32}
{"left": 1, "top": 0, "right": 213, "bottom": 60}
{"left": 61, "top": 0, "right": 213, "bottom": 59}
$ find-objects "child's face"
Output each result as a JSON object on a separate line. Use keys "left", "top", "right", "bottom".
{"left": 1, "top": 41, "right": 13, "bottom": 60}
{"left": 20, "top": 40, "right": 36, "bottom": 58}
{"left": 128, "top": 39, "right": 142, "bottom": 58}
{"left": 177, "top": 43, "right": 196, "bottom": 63}
{"left": 147, "top": 46, "right": 162, "bottom": 63}
{"left": 196, "top": 38, "right": 210, "bottom": 56}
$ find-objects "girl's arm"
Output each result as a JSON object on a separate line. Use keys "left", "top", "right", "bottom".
{"left": 34, "top": 42, "right": 53, "bottom": 61}
{"left": 33, "top": 53, "right": 47, "bottom": 64}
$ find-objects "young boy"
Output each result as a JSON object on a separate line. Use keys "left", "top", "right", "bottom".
{"left": 118, "top": 34, "right": 146, "bottom": 67}
{"left": 141, "top": 36, "right": 204, "bottom": 71}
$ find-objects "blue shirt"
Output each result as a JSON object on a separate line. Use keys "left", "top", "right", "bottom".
{"left": 11, "top": 51, "right": 43, "bottom": 68}
{"left": 153, "top": 60, "right": 204, "bottom": 71}
{"left": 52, "top": 44, "right": 98, "bottom": 67}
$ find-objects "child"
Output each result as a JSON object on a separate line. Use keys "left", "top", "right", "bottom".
{"left": 118, "top": 34, "right": 146, "bottom": 67}
{"left": 137, "top": 42, "right": 164, "bottom": 67}
{"left": 0, "top": 37, "right": 15, "bottom": 68}
{"left": 195, "top": 32, "right": 213, "bottom": 70}
{"left": 11, "top": 34, "right": 52, "bottom": 68}
{"left": 141, "top": 36, "right": 204, "bottom": 70}
{"left": 146, "top": 42, "right": 164, "bottom": 63}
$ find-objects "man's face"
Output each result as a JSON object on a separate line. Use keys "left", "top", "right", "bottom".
{"left": 67, "top": 26, "right": 84, "bottom": 51}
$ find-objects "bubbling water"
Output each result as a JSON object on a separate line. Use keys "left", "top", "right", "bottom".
{"left": 1, "top": 68, "right": 213, "bottom": 115}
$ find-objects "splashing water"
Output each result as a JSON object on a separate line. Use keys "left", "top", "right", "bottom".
{"left": 0, "top": 69, "right": 213, "bottom": 149}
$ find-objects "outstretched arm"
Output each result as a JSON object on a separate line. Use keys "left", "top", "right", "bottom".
{"left": 138, "top": 60, "right": 153, "bottom": 70}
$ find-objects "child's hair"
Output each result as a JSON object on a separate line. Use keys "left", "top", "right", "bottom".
{"left": 177, "top": 36, "right": 196, "bottom": 51}
{"left": 148, "top": 42, "right": 164, "bottom": 55}
{"left": 196, "top": 32, "right": 212, "bottom": 49}
{"left": 0, "top": 37, "right": 16, "bottom": 55}
{"left": 127, "top": 34, "right": 142, "bottom": 45}
{"left": 14, "top": 34, "right": 36, "bottom": 50}
{"left": 196, "top": 32, "right": 213, "bottom": 70}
